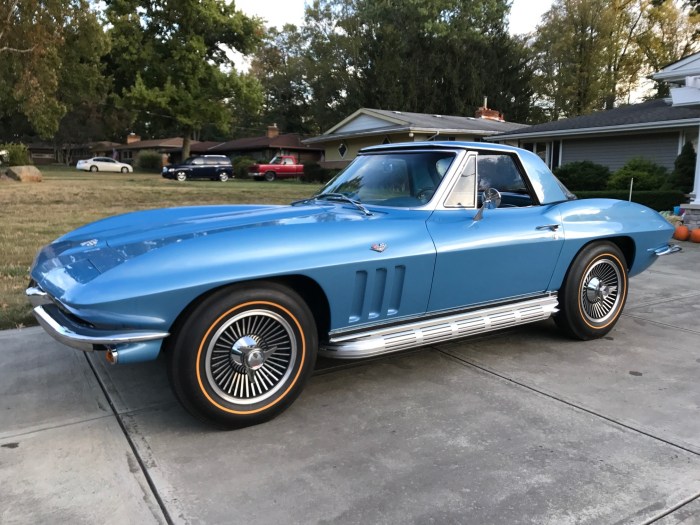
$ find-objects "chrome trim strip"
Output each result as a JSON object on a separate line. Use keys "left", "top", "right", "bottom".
{"left": 653, "top": 244, "right": 682, "bottom": 256}
{"left": 33, "top": 304, "right": 169, "bottom": 352}
{"left": 320, "top": 295, "right": 559, "bottom": 359}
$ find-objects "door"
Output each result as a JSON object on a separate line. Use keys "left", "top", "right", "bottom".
{"left": 426, "top": 152, "right": 564, "bottom": 312}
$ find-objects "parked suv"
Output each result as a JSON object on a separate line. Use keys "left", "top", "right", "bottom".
{"left": 162, "top": 155, "right": 233, "bottom": 182}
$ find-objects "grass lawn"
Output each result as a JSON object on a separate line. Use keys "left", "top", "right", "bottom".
{"left": 0, "top": 166, "right": 322, "bottom": 330}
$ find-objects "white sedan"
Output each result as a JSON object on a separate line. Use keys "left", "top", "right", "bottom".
{"left": 76, "top": 157, "right": 133, "bottom": 173}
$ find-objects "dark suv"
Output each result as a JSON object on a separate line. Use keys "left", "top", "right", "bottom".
{"left": 162, "top": 155, "right": 234, "bottom": 182}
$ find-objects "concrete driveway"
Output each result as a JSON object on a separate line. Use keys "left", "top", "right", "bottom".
{"left": 1, "top": 243, "right": 699, "bottom": 524}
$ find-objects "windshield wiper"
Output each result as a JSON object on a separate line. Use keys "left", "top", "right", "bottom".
{"left": 293, "top": 193, "right": 372, "bottom": 216}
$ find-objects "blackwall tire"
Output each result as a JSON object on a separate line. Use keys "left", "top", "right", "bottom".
{"left": 264, "top": 171, "right": 276, "bottom": 182}
{"left": 90, "top": 165, "right": 98, "bottom": 172}
{"left": 167, "top": 282, "right": 318, "bottom": 429}
{"left": 219, "top": 172, "right": 229, "bottom": 182}
{"left": 555, "top": 242, "right": 628, "bottom": 340}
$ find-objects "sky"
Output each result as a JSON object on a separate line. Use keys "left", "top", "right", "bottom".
{"left": 234, "top": 0, "right": 552, "bottom": 36}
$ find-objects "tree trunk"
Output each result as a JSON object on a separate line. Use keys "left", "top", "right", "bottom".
{"left": 182, "top": 134, "right": 191, "bottom": 161}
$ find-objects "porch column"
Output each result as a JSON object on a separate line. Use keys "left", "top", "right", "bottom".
{"left": 692, "top": 121, "right": 700, "bottom": 205}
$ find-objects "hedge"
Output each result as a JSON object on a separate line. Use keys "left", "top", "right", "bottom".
{"left": 0, "top": 143, "right": 33, "bottom": 166}
{"left": 301, "top": 162, "right": 339, "bottom": 184}
{"left": 136, "top": 149, "right": 162, "bottom": 171}
{"left": 573, "top": 190, "right": 686, "bottom": 212}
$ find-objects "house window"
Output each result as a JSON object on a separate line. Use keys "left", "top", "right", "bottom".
{"left": 338, "top": 143, "right": 348, "bottom": 158}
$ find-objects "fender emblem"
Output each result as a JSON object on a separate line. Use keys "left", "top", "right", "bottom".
{"left": 371, "top": 243, "right": 387, "bottom": 253}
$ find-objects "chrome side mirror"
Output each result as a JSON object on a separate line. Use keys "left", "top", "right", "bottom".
{"left": 474, "top": 188, "right": 502, "bottom": 221}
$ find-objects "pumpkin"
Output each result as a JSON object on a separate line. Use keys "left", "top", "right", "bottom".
{"left": 690, "top": 228, "right": 700, "bottom": 243}
{"left": 673, "top": 225, "right": 690, "bottom": 241}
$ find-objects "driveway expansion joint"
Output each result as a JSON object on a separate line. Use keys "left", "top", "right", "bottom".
{"left": 83, "top": 353, "right": 173, "bottom": 525}
{"left": 434, "top": 347, "right": 700, "bottom": 458}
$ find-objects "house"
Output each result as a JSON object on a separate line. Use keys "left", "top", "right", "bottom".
{"left": 27, "top": 141, "right": 121, "bottom": 165}
{"left": 303, "top": 106, "right": 528, "bottom": 169}
{"left": 209, "top": 125, "right": 323, "bottom": 164}
{"left": 489, "top": 99, "right": 700, "bottom": 172}
{"left": 652, "top": 51, "right": 700, "bottom": 226}
{"left": 114, "top": 135, "right": 189, "bottom": 165}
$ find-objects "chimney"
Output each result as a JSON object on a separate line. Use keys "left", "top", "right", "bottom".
{"left": 126, "top": 133, "right": 141, "bottom": 144}
{"left": 474, "top": 98, "right": 505, "bottom": 122}
{"left": 266, "top": 124, "right": 279, "bottom": 138}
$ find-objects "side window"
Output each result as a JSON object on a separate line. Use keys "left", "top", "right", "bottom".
{"left": 444, "top": 156, "right": 476, "bottom": 208}
{"left": 283, "top": 158, "right": 293, "bottom": 165}
{"left": 192, "top": 157, "right": 204, "bottom": 165}
{"left": 477, "top": 154, "right": 533, "bottom": 207}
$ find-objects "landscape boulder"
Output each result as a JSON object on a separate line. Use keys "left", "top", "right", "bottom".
{"left": 6, "top": 165, "right": 42, "bottom": 183}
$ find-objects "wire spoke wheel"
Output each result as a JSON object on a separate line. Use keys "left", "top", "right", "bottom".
{"left": 580, "top": 258, "right": 621, "bottom": 324}
{"left": 205, "top": 309, "right": 296, "bottom": 405}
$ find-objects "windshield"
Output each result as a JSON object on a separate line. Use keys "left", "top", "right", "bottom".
{"left": 318, "top": 150, "right": 457, "bottom": 207}
{"left": 269, "top": 156, "right": 282, "bottom": 165}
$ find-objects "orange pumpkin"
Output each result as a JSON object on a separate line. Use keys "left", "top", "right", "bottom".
{"left": 673, "top": 225, "right": 690, "bottom": 241}
{"left": 690, "top": 228, "right": 700, "bottom": 243}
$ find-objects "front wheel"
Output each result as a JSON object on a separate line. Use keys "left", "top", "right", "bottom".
{"left": 121, "top": 167, "right": 128, "bottom": 173}
{"left": 176, "top": 171, "right": 187, "bottom": 182}
{"left": 264, "top": 171, "right": 276, "bottom": 182}
{"left": 555, "top": 242, "right": 628, "bottom": 340}
{"left": 167, "top": 283, "right": 318, "bottom": 428}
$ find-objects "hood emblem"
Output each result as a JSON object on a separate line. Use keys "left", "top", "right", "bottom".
{"left": 80, "top": 239, "right": 98, "bottom": 247}
{"left": 371, "top": 243, "right": 387, "bottom": 253}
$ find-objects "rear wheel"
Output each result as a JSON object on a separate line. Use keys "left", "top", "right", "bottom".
{"left": 167, "top": 283, "right": 318, "bottom": 428}
{"left": 264, "top": 171, "right": 276, "bottom": 182}
{"left": 121, "top": 167, "right": 128, "bottom": 173}
{"left": 555, "top": 242, "right": 628, "bottom": 340}
{"left": 218, "top": 172, "right": 229, "bottom": 182}
{"left": 90, "top": 165, "right": 98, "bottom": 172}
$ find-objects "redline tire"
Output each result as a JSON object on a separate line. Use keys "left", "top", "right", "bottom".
{"left": 555, "top": 242, "right": 628, "bottom": 340}
{"left": 167, "top": 282, "right": 318, "bottom": 429}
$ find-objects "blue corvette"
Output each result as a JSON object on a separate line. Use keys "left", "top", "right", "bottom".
{"left": 27, "top": 142, "right": 678, "bottom": 428}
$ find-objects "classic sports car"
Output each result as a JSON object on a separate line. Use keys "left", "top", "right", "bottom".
{"left": 28, "top": 142, "right": 679, "bottom": 428}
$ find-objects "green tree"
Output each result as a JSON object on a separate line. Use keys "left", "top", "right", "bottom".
{"left": 671, "top": 141, "right": 697, "bottom": 192}
{"left": 0, "top": 0, "right": 108, "bottom": 139}
{"left": 637, "top": 0, "right": 699, "bottom": 98}
{"left": 105, "top": 0, "right": 263, "bottom": 158}
{"left": 295, "top": 0, "right": 533, "bottom": 131}
{"left": 250, "top": 25, "right": 315, "bottom": 135}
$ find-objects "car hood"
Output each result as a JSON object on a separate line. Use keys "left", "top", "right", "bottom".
{"left": 31, "top": 203, "right": 373, "bottom": 297}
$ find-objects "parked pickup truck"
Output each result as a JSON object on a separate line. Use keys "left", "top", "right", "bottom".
{"left": 248, "top": 155, "right": 304, "bottom": 181}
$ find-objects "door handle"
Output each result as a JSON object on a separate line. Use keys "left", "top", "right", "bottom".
{"left": 536, "top": 224, "right": 560, "bottom": 231}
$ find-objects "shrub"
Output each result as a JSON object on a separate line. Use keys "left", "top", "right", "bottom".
{"left": 301, "top": 162, "right": 339, "bottom": 184}
{"left": 574, "top": 190, "right": 685, "bottom": 212}
{"left": 671, "top": 141, "right": 696, "bottom": 193}
{"left": 0, "top": 143, "right": 33, "bottom": 166}
{"left": 553, "top": 161, "right": 610, "bottom": 191}
{"left": 232, "top": 156, "right": 256, "bottom": 178}
{"left": 136, "top": 150, "right": 162, "bottom": 171}
{"left": 608, "top": 157, "right": 668, "bottom": 191}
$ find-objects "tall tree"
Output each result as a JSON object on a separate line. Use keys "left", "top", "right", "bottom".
{"left": 105, "top": 0, "right": 263, "bottom": 158}
{"left": 0, "top": 0, "right": 107, "bottom": 140}
{"left": 638, "top": 0, "right": 699, "bottom": 97}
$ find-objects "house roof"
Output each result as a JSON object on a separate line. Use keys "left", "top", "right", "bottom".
{"left": 304, "top": 108, "right": 528, "bottom": 144}
{"left": 210, "top": 133, "right": 322, "bottom": 153}
{"left": 115, "top": 137, "right": 189, "bottom": 150}
{"left": 189, "top": 141, "right": 225, "bottom": 153}
{"left": 652, "top": 51, "right": 700, "bottom": 83}
{"left": 490, "top": 99, "right": 700, "bottom": 141}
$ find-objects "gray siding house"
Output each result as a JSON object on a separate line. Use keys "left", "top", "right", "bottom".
{"left": 489, "top": 99, "right": 700, "bottom": 172}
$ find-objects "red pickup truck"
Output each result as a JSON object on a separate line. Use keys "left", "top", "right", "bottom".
{"left": 248, "top": 155, "right": 304, "bottom": 181}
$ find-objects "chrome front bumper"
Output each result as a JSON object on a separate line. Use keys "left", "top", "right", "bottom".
{"left": 26, "top": 286, "right": 169, "bottom": 353}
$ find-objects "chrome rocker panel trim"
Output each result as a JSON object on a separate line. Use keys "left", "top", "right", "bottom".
{"left": 32, "top": 303, "right": 169, "bottom": 352}
{"left": 320, "top": 295, "right": 559, "bottom": 359}
{"left": 653, "top": 243, "right": 682, "bottom": 256}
